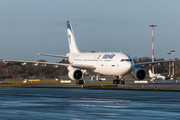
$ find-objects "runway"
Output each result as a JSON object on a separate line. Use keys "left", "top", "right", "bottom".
{"left": 25, "top": 79, "right": 180, "bottom": 91}
{"left": 1, "top": 88, "right": 180, "bottom": 119}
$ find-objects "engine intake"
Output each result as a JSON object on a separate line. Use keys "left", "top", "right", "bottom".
{"left": 131, "top": 68, "right": 146, "bottom": 80}
{"left": 68, "top": 69, "right": 83, "bottom": 80}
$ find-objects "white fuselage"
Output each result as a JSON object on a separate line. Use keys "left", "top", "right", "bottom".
{"left": 68, "top": 52, "right": 134, "bottom": 76}
{"left": 151, "top": 74, "right": 166, "bottom": 80}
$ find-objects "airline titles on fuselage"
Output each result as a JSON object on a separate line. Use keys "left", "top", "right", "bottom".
{"left": 97, "top": 54, "right": 116, "bottom": 59}
{"left": 102, "top": 54, "right": 116, "bottom": 59}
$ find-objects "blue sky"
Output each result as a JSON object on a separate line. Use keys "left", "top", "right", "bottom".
{"left": 0, "top": 0, "right": 180, "bottom": 62}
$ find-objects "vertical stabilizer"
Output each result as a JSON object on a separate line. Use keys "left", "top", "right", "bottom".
{"left": 67, "top": 21, "right": 80, "bottom": 53}
{"left": 148, "top": 69, "right": 154, "bottom": 78}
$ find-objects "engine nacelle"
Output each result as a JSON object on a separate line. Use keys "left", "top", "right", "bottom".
{"left": 131, "top": 68, "right": 146, "bottom": 80}
{"left": 68, "top": 69, "right": 83, "bottom": 80}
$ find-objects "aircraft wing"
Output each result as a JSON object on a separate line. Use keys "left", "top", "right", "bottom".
{"left": 38, "top": 53, "right": 68, "bottom": 58}
{"left": 3, "top": 60, "right": 96, "bottom": 70}
{"left": 4, "top": 60, "right": 70, "bottom": 67}
{"left": 134, "top": 60, "right": 174, "bottom": 66}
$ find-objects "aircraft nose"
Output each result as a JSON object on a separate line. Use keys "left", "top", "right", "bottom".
{"left": 125, "top": 62, "right": 133, "bottom": 73}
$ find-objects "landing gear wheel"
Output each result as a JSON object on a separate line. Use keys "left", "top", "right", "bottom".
{"left": 113, "top": 80, "right": 120, "bottom": 84}
{"left": 76, "top": 80, "right": 84, "bottom": 85}
{"left": 113, "top": 76, "right": 125, "bottom": 85}
{"left": 121, "top": 80, "right": 125, "bottom": 85}
{"left": 113, "top": 80, "right": 116, "bottom": 84}
{"left": 116, "top": 80, "right": 120, "bottom": 84}
{"left": 79, "top": 80, "right": 84, "bottom": 84}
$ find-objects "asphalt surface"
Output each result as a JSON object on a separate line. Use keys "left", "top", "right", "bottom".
{"left": 26, "top": 80, "right": 180, "bottom": 89}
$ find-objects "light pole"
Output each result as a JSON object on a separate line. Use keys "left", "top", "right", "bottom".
{"left": 149, "top": 24, "right": 157, "bottom": 73}
{"left": 167, "top": 52, "right": 172, "bottom": 76}
{"left": 171, "top": 50, "right": 175, "bottom": 77}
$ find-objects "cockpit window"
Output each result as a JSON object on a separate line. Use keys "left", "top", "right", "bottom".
{"left": 121, "top": 59, "right": 132, "bottom": 62}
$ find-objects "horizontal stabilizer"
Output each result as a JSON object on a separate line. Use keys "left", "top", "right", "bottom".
{"left": 38, "top": 53, "right": 68, "bottom": 58}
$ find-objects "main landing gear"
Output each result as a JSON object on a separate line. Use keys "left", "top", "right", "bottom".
{"left": 76, "top": 80, "right": 84, "bottom": 85}
{"left": 113, "top": 76, "right": 125, "bottom": 84}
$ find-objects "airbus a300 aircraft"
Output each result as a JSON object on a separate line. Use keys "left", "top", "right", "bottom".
{"left": 4, "top": 21, "right": 172, "bottom": 84}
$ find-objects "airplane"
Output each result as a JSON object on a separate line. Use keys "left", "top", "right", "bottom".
{"left": 4, "top": 21, "right": 173, "bottom": 84}
{"left": 148, "top": 70, "right": 170, "bottom": 80}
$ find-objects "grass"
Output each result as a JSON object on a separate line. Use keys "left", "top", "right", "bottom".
{"left": 0, "top": 79, "right": 60, "bottom": 88}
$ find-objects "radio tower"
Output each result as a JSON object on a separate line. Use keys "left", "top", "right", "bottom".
{"left": 149, "top": 24, "right": 157, "bottom": 73}
{"left": 167, "top": 52, "right": 172, "bottom": 76}
{"left": 171, "top": 50, "right": 175, "bottom": 78}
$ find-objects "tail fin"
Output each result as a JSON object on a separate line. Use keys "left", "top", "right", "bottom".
{"left": 148, "top": 69, "right": 154, "bottom": 77}
{"left": 66, "top": 21, "right": 80, "bottom": 53}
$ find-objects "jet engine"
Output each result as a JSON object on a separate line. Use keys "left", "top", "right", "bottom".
{"left": 68, "top": 69, "right": 83, "bottom": 80}
{"left": 131, "top": 68, "right": 146, "bottom": 80}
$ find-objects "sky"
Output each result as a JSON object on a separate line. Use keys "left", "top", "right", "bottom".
{"left": 0, "top": 0, "right": 180, "bottom": 62}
